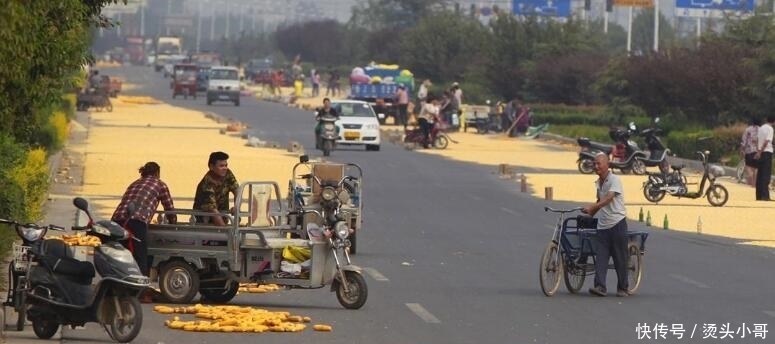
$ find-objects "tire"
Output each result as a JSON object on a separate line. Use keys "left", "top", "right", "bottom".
{"left": 199, "top": 281, "right": 239, "bottom": 304}
{"left": 643, "top": 181, "right": 666, "bottom": 203}
{"left": 563, "top": 259, "right": 586, "bottom": 294}
{"left": 577, "top": 158, "right": 595, "bottom": 174}
{"left": 159, "top": 260, "right": 200, "bottom": 304}
{"left": 433, "top": 135, "right": 449, "bottom": 149}
{"left": 627, "top": 243, "right": 643, "bottom": 294}
{"left": 706, "top": 184, "right": 729, "bottom": 207}
{"left": 336, "top": 271, "right": 368, "bottom": 309}
{"left": 632, "top": 159, "right": 647, "bottom": 175}
{"left": 172, "top": 93, "right": 176, "bottom": 99}
{"left": 539, "top": 242, "right": 563, "bottom": 296}
{"left": 234, "top": 99, "right": 240, "bottom": 106}
{"left": 322, "top": 140, "right": 333, "bottom": 157}
{"left": 32, "top": 317, "right": 59, "bottom": 339}
{"left": 107, "top": 296, "right": 142, "bottom": 343}
{"left": 106, "top": 103, "right": 113, "bottom": 112}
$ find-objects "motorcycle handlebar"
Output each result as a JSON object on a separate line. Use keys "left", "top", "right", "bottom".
{"left": 0, "top": 218, "right": 65, "bottom": 231}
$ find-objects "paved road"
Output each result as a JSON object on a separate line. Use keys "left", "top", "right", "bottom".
{"left": 4, "top": 65, "right": 774, "bottom": 343}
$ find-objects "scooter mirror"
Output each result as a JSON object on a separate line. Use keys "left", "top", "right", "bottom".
{"left": 73, "top": 197, "right": 89, "bottom": 212}
{"left": 654, "top": 117, "right": 660, "bottom": 124}
{"left": 628, "top": 122, "right": 636, "bottom": 131}
{"left": 377, "top": 113, "right": 385, "bottom": 119}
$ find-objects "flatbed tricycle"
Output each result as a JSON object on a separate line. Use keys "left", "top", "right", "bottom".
{"left": 539, "top": 207, "right": 648, "bottom": 296}
{"left": 147, "top": 177, "right": 367, "bottom": 309}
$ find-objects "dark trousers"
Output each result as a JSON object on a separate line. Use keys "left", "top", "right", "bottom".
{"left": 593, "top": 219, "right": 629, "bottom": 292}
{"left": 397, "top": 104, "right": 408, "bottom": 128}
{"left": 756, "top": 152, "right": 772, "bottom": 200}
{"left": 122, "top": 219, "right": 150, "bottom": 276}
{"left": 418, "top": 118, "right": 432, "bottom": 147}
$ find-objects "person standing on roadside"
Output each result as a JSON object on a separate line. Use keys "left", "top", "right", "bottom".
{"left": 582, "top": 153, "right": 630, "bottom": 297}
{"left": 193, "top": 151, "right": 240, "bottom": 226}
{"left": 419, "top": 95, "right": 439, "bottom": 149}
{"left": 755, "top": 115, "right": 774, "bottom": 201}
{"left": 111, "top": 162, "right": 177, "bottom": 277}
{"left": 740, "top": 117, "right": 761, "bottom": 187}
{"left": 414, "top": 79, "right": 431, "bottom": 116}
{"left": 394, "top": 84, "right": 409, "bottom": 130}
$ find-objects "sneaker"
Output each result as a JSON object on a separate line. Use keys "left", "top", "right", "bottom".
{"left": 617, "top": 289, "right": 631, "bottom": 297}
{"left": 589, "top": 286, "right": 607, "bottom": 297}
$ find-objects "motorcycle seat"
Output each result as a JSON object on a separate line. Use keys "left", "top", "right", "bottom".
{"left": 671, "top": 164, "right": 684, "bottom": 171}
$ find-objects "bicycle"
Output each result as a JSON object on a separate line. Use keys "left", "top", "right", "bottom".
{"left": 539, "top": 207, "right": 648, "bottom": 296}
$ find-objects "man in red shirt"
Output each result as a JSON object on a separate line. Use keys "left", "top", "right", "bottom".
{"left": 111, "top": 162, "right": 176, "bottom": 279}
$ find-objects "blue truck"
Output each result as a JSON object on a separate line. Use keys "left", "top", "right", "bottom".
{"left": 349, "top": 65, "right": 414, "bottom": 124}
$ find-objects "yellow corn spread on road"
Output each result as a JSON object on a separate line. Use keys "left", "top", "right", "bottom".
{"left": 154, "top": 304, "right": 327, "bottom": 333}
{"left": 47, "top": 233, "right": 101, "bottom": 247}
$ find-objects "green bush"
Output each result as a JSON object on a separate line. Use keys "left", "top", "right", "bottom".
{"left": 548, "top": 124, "right": 613, "bottom": 142}
{"left": 6, "top": 148, "right": 50, "bottom": 221}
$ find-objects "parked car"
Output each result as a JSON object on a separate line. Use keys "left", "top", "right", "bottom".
{"left": 330, "top": 100, "right": 381, "bottom": 151}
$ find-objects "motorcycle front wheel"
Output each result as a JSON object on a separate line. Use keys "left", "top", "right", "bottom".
{"left": 336, "top": 271, "right": 368, "bottom": 309}
{"left": 107, "top": 296, "right": 142, "bottom": 343}
{"left": 643, "top": 181, "right": 666, "bottom": 203}
{"left": 577, "top": 158, "right": 595, "bottom": 174}
{"left": 706, "top": 184, "right": 729, "bottom": 207}
{"left": 322, "top": 140, "right": 333, "bottom": 157}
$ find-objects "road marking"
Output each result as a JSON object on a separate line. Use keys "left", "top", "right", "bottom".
{"left": 363, "top": 267, "right": 389, "bottom": 282}
{"left": 406, "top": 303, "right": 441, "bottom": 324}
{"left": 763, "top": 310, "right": 775, "bottom": 318}
{"left": 669, "top": 273, "right": 710, "bottom": 289}
{"left": 500, "top": 207, "right": 520, "bottom": 216}
{"left": 466, "top": 194, "right": 482, "bottom": 201}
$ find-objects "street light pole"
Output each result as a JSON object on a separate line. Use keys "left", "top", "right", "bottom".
{"left": 196, "top": 1, "right": 202, "bottom": 53}
{"left": 225, "top": 1, "right": 230, "bottom": 39}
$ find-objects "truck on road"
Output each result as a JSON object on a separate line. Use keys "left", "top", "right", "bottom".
{"left": 154, "top": 36, "right": 183, "bottom": 72}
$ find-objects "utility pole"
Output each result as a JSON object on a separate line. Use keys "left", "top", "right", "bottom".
{"left": 225, "top": 1, "right": 230, "bottom": 39}
{"left": 196, "top": 1, "right": 202, "bottom": 53}
{"left": 140, "top": 3, "right": 145, "bottom": 37}
{"left": 653, "top": 0, "right": 660, "bottom": 52}
{"left": 626, "top": 6, "right": 633, "bottom": 54}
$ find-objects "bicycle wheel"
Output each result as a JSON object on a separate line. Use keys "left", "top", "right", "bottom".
{"left": 563, "top": 260, "right": 586, "bottom": 293}
{"left": 539, "top": 242, "right": 563, "bottom": 296}
{"left": 627, "top": 243, "right": 642, "bottom": 294}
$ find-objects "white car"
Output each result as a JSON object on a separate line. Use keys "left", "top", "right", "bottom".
{"left": 330, "top": 100, "right": 381, "bottom": 151}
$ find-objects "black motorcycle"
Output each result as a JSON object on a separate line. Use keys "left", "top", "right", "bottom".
{"left": 642, "top": 151, "right": 729, "bottom": 207}
{"left": 635, "top": 117, "right": 670, "bottom": 174}
{"left": 22, "top": 197, "right": 149, "bottom": 342}
{"left": 316, "top": 115, "right": 339, "bottom": 157}
{"left": 577, "top": 122, "right": 647, "bottom": 174}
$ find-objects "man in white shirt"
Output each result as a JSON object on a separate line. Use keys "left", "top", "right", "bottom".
{"left": 755, "top": 115, "right": 774, "bottom": 200}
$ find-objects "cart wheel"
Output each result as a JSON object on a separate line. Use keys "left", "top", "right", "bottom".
{"left": 159, "top": 260, "right": 200, "bottom": 304}
{"left": 106, "top": 103, "right": 113, "bottom": 112}
{"left": 563, "top": 259, "right": 586, "bottom": 294}
{"left": 706, "top": 184, "right": 729, "bottom": 207}
{"left": 335, "top": 271, "right": 368, "bottom": 309}
{"left": 627, "top": 243, "right": 642, "bottom": 294}
{"left": 643, "top": 181, "right": 666, "bottom": 203}
{"left": 539, "top": 242, "right": 563, "bottom": 296}
{"left": 199, "top": 281, "right": 239, "bottom": 304}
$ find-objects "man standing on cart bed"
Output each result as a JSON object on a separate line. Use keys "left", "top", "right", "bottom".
{"left": 582, "top": 152, "right": 630, "bottom": 297}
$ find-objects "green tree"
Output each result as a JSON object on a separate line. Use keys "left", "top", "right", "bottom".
{"left": 631, "top": 8, "right": 678, "bottom": 54}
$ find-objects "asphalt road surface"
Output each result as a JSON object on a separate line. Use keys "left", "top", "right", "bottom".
{"left": 7, "top": 65, "right": 774, "bottom": 344}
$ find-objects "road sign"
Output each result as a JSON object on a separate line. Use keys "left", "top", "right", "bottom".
{"left": 675, "top": 0, "right": 754, "bottom": 18}
{"left": 512, "top": 0, "right": 572, "bottom": 17}
{"left": 614, "top": 0, "right": 654, "bottom": 7}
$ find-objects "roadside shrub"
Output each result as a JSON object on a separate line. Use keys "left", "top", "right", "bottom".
{"left": 61, "top": 94, "right": 76, "bottom": 119}
{"left": 548, "top": 124, "right": 613, "bottom": 142}
{"left": 6, "top": 148, "right": 49, "bottom": 221}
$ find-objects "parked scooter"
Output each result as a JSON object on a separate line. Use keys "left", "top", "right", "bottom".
{"left": 635, "top": 117, "right": 671, "bottom": 174}
{"left": 642, "top": 150, "right": 729, "bottom": 206}
{"left": 316, "top": 115, "right": 339, "bottom": 157}
{"left": 22, "top": 197, "right": 148, "bottom": 342}
{"left": 577, "top": 122, "right": 647, "bottom": 174}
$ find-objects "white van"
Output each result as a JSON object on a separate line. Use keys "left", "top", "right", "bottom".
{"left": 207, "top": 66, "right": 241, "bottom": 106}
